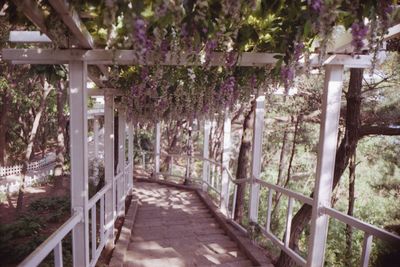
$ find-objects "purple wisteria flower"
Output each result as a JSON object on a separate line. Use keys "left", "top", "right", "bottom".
{"left": 351, "top": 22, "right": 369, "bottom": 52}
{"left": 225, "top": 51, "right": 237, "bottom": 68}
{"left": 250, "top": 75, "right": 257, "bottom": 89}
{"left": 160, "top": 39, "right": 169, "bottom": 60}
{"left": 280, "top": 65, "right": 294, "bottom": 90}
{"left": 220, "top": 76, "right": 236, "bottom": 107}
{"left": 205, "top": 39, "right": 218, "bottom": 65}
{"left": 310, "top": 0, "right": 322, "bottom": 12}
{"left": 294, "top": 42, "right": 304, "bottom": 61}
{"left": 134, "top": 18, "right": 150, "bottom": 57}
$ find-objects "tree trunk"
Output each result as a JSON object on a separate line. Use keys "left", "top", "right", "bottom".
{"left": 277, "top": 129, "right": 289, "bottom": 186}
{"left": 0, "top": 90, "right": 9, "bottom": 166}
{"left": 345, "top": 153, "right": 356, "bottom": 267}
{"left": 276, "top": 68, "right": 363, "bottom": 267}
{"left": 54, "top": 79, "right": 67, "bottom": 187}
{"left": 234, "top": 100, "right": 255, "bottom": 223}
{"left": 16, "top": 77, "right": 53, "bottom": 212}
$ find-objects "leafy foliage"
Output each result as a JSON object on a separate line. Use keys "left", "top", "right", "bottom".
{"left": 0, "top": 196, "right": 71, "bottom": 265}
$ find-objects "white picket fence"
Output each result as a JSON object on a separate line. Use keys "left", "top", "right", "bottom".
{"left": 0, "top": 153, "right": 56, "bottom": 194}
{"left": 0, "top": 153, "right": 56, "bottom": 177}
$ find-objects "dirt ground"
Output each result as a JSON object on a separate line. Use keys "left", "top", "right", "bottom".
{"left": 0, "top": 175, "right": 70, "bottom": 224}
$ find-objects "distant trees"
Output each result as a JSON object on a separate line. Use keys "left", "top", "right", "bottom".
{"left": 0, "top": 61, "right": 68, "bottom": 211}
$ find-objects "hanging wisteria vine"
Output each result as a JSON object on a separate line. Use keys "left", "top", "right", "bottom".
{"left": 61, "top": 0, "right": 400, "bottom": 120}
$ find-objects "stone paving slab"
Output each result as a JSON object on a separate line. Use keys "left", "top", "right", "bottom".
{"left": 123, "top": 182, "right": 259, "bottom": 266}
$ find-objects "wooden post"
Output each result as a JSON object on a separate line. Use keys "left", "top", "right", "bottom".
{"left": 68, "top": 61, "right": 89, "bottom": 266}
{"left": 307, "top": 65, "right": 344, "bottom": 267}
{"left": 128, "top": 120, "right": 134, "bottom": 193}
{"left": 93, "top": 117, "right": 100, "bottom": 179}
{"left": 93, "top": 117, "right": 99, "bottom": 156}
{"left": 153, "top": 122, "right": 161, "bottom": 178}
{"left": 249, "top": 95, "right": 265, "bottom": 223}
{"left": 104, "top": 91, "right": 115, "bottom": 246}
{"left": 202, "top": 119, "right": 211, "bottom": 191}
{"left": 184, "top": 122, "right": 193, "bottom": 185}
{"left": 117, "top": 105, "right": 126, "bottom": 215}
{"left": 221, "top": 108, "right": 231, "bottom": 215}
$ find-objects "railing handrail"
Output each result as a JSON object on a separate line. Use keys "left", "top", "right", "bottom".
{"left": 323, "top": 206, "right": 400, "bottom": 245}
{"left": 18, "top": 210, "right": 82, "bottom": 267}
{"left": 255, "top": 178, "right": 313, "bottom": 205}
{"left": 88, "top": 182, "right": 112, "bottom": 208}
{"left": 113, "top": 171, "right": 124, "bottom": 182}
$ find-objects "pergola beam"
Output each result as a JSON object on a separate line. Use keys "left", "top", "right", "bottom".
{"left": 48, "top": 0, "right": 94, "bottom": 49}
{"left": 9, "top": 31, "right": 52, "bottom": 43}
{"left": 332, "top": 23, "right": 400, "bottom": 53}
{"left": 11, "top": 0, "right": 108, "bottom": 87}
{"left": 12, "top": 0, "right": 49, "bottom": 36}
{"left": 1, "top": 49, "right": 375, "bottom": 68}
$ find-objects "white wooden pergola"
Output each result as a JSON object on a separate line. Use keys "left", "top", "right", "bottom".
{"left": 3, "top": 1, "right": 400, "bottom": 267}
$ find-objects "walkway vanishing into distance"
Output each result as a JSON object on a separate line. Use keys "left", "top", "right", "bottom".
{"left": 109, "top": 181, "right": 274, "bottom": 267}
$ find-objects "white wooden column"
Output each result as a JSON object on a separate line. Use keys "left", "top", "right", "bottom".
{"left": 221, "top": 108, "right": 231, "bottom": 215}
{"left": 104, "top": 91, "right": 115, "bottom": 245}
{"left": 93, "top": 117, "right": 99, "bottom": 156}
{"left": 307, "top": 65, "right": 344, "bottom": 267}
{"left": 117, "top": 105, "right": 126, "bottom": 215}
{"left": 128, "top": 120, "right": 134, "bottom": 193}
{"left": 69, "top": 61, "right": 89, "bottom": 266}
{"left": 93, "top": 117, "right": 100, "bottom": 179}
{"left": 153, "top": 122, "right": 161, "bottom": 178}
{"left": 249, "top": 95, "right": 266, "bottom": 223}
{"left": 202, "top": 119, "right": 211, "bottom": 191}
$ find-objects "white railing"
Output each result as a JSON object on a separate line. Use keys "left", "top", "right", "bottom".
{"left": 0, "top": 153, "right": 56, "bottom": 177}
{"left": 134, "top": 150, "right": 153, "bottom": 170}
{"left": 253, "top": 178, "right": 313, "bottom": 266}
{"left": 114, "top": 171, "right": 125, "bottom": 215}
{"left": 252, "top": 177, "right": 400, "bottom": 267}
{"left": 87, "top": 182, "right": 111, "bottom": 267}
{"left": 323, "top": 206, "right": 400, "bottom": 267}
{"left": 145, "top": 151, "right": 400, "bottom": 267}
{"left": 19, "top": 210, "right": 83, "bottom": 267}
{"left": 18, "top": 161, "right": 133, "bottom": 267}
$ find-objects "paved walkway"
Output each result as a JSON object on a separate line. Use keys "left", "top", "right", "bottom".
{"left": 125, "top": 182, "right": 257, "bottom": 267}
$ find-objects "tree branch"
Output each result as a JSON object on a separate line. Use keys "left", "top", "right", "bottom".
{"left": 359, "top": 125, "right": 400, "bottom": 137}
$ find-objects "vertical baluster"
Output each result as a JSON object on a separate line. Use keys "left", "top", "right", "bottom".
{"left": 266, "top": 189, "right": 273, "bottom": 232}
{"left": 100, "top": 195, "right": 105, "bottom": 246}
{"left": 227, "top": 180, "right": 232, "bottom": 218}
{"left": 54, "top": 242, "right": 63, "bottom": 267}
{"left": 360, "top": 233, "right": 373, "bottom": 267}
{"left": 117, "top": 177, "right": 119, "bottom": 213}
{"left": 91, "top": 205, "right": 96, "bottom": 260}
{"left": 284, "top": 197, "right": 294, "bottom": 247}
{"left": 154, "top": 122, "right": 161, "bottom": 177}
{"left": 231, "top": 184, "right": 238, "bottom": 220}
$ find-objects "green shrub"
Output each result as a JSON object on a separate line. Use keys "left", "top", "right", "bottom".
{"left": 29, "top": 196, "right": 70, "bottom": 214}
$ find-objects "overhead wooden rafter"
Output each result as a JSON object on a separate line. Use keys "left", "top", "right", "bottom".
{"left": 47, "top": 0, "right": 93, "bottom": 49}
{"left": 1, "top": 48, "right": 375, "bottom": 68}
{"left": 9, "top": 31, "right": 52, "bottom": 43}
{"left": 11, "top": 0, "right": 109, "bottom": 87}
{"left": 331, "top": 23, "right": 400, "bottom": 53}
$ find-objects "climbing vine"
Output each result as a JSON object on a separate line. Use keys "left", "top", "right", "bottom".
{"left": 4, "top": 0, "right": 400, "bottom": 120}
